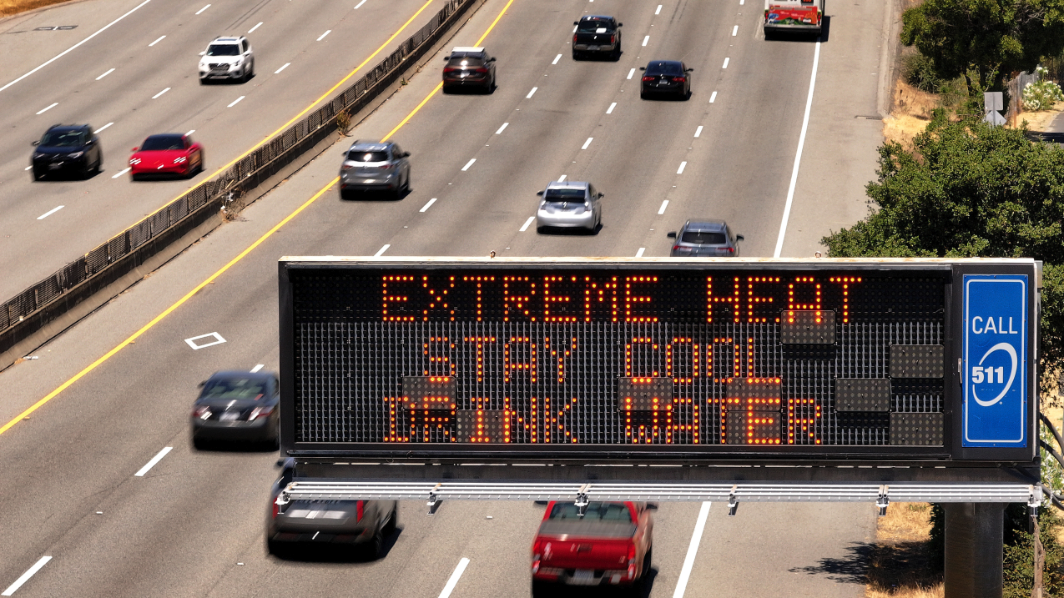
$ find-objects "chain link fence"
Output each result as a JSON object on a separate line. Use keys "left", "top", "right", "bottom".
{"left": 0, "top": 0, "right": 473, "bottom": 339}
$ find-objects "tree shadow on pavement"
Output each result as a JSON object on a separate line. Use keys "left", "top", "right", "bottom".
{"left": 788, "top": 541, "right": 872, "bottom": 584}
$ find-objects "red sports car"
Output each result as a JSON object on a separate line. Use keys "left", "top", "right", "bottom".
{"left": 129, "top": 134, "right": 204, "bottom": 180}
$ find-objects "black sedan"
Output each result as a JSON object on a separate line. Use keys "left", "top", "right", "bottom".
{"left": 442, "top": 46, "right": 497, "bottom": 93}
{"left": 639, "top": 60, "right": 693, "bottom": 100}
{"left": 190, "top": 370, "right": 279, "bottom": 448}
{"left": 31, "top": 124, "right": 103, "bottom": 180}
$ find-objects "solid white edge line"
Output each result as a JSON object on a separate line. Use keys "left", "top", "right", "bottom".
{"left": 526, "top": 87, "right": 537, "bottom": 99}
{"left": 495, "top": 122, "right": 508, "bottom": 134}
{"left": 0, "top": 0, "right": 154, "bottom": 93}
{"left": 552, "top": 54, "right": 561, "bottom": 65}
{"left": 677, "top": 161, "right": 687, "bottom": 174}
{"left": 656, "top": 4, "right": 662, "bottom": 14}
{"left": 461, "top": 158, "right": 476, "bottom": 171}
{"left": 227, "top": 96, "right": 245, "bottom": 108}
{"left": 607, "top": 102, "right": 616, "bottom": 114}
{"left": 636, "top": 247, "right": 645, "bottom": 258}
{"left": 134, "top": 446, "right": 172, "bottom": 477}
{"left": 152, "top": 87, "right": 170, "bottom": 99}
{"left": 581, "top": 137, "right": 593, "bottom": 150}
{"left": 275, "top": 63, "right": 290, "bottom": 74}
{"left": 709, "top": 91, "right": 717, "bottom": 103}
{"left": 248, "top": 22, "right": 262, "bottom": 33}
{"left": 520, "top": 216, "right": 535, "bottom": 232}
{"left": 36, "top": 102, "right": 58, "bottom": 115}
{"left": 94, "top": 122, "right": 113, "bottom": 134}
{"left": 2, "top": 556, "right": 52, "bottom": 597}
{"left": 658, "top": 200, "right": 669, "bottom": 215}
{"left": 773, "top": 38, "right": 820, "bottom": 258}
{"left": 672, "top": 502, "right": 711, "bottom": 598}
{"left": 317, "top": 30, "right": 331, "bottom": 41}
{"left": 375, "top": 244, "right": 390, "bottom": 257}
{"left": 37, "top": 206, "right": 64, "bottom": 220}
{"left": 627, "top": 68, "right": 635, "bottom": 80}
{"left": 420, "top": 198, "right": 437, "bottom": 212}
{"left": 112, "top": 167, "right": 131, "bottom": 179}
{"left": 96, "top": 68, "right": 115, "bottom": 80}
{"left": 355, "top": 0, "right": 367, "bottom": 7}
{"left": 195, "top": 4, "right": 210, "bottom": 15}
{"left": 694, "top": 125, "right": 703, "bottom": 137}
{"left": 642, "top": 35, "right": 649, "bottom": 46}
{"left": 732, "top": 25, "right": 738, "bottom": 36}
{"left": 722, "top": 57, "right": 729, "bottom": 69}
{"left": 438, "top": 558, "right": 470, "bottom": 598}
{"left": 251, "top": 364, "right": 264, "bottom": 372}
{"left": 149, "top": 35, "right": 165, "bottom": 47}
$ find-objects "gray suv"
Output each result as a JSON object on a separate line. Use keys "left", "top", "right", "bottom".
{"left": 339, "top": 140, "right": 411, "bottom": 199}
{"left": 667, "top": 220, "right": 743, "bottom": 256}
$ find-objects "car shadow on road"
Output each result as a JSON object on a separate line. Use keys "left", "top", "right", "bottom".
{"left": 764, "top": 14, "right": 830, "bottom": 43}
{"left": 530, "top": 568, "right": 658, "bottom": 598}
{"left": 269, "top": 526, "right": 404, "bottom": 564}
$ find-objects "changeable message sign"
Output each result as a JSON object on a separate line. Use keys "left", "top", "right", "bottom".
{"left": 278, "top": 258, "right": 1039, "bottom": 465}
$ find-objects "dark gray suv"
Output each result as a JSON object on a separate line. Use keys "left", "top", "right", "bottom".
{"left": 667, "top": 220, "right": 744, "bottom": 256}
{"left": 339, "top": 140, "right": 411, "bottom": 199}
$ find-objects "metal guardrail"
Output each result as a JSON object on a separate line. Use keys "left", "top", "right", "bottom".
{"left": 0, "top": 0, "right": 474, "bottom": 339}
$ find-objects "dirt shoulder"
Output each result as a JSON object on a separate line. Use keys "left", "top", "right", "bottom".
{"left": 1, "top": 0, "right": 70, "bottom": 18}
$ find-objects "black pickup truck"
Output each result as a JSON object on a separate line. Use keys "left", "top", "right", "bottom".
{"left": 572, "top": 15, "right": 622, "bottom": 60}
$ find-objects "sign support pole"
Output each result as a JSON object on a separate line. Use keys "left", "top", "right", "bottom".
{"left": 944, "top": 502, "right": 1004, "bottom": 598}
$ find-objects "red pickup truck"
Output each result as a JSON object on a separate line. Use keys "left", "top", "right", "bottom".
{"left": 531, "top": 501, "right": 655, "bottom": 594}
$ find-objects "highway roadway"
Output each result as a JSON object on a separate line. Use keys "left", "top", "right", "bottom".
{"left": 0, "top": 0, "right": 891, "bottom": 595}
{"left": 0, "top": 0, "right": 440, "bottom": 298}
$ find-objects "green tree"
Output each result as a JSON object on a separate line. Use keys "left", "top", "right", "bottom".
{"left": 900, "top": 0, "right": 1064, "bottom": 90}
{"left": 822, "top": 116, "right": 1064, "bottom": 388}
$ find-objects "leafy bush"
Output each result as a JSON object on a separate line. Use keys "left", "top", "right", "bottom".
{"left": 1022, "top": 66, "right": 1064, "bottom": 111}
{"left": 1003, "top": 507, "right": 1064, "bottom": 597}
{"left": 903, "top": 52, "right": 943, "bottom": 93}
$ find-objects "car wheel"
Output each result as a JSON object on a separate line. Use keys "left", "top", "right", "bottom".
{"left": 362, "top": 527, "right": 384, "bottom": 560}
{"left": 640, "top": 90, "right": 648, "bottom": 100}
{"left": 192, "top": 435, "right": 208, "bottom": 450}
{"left": 402, "top": 170, "right": 411, "bottom": 194}
{"left": 383, "top": 505, "right": 397, "bottom": 536}
{"left": 536, "top": 225, "right": 545, "bottom": 234}
{"left": 612, "top": 43, "right": 622, "bottom": 61}
{"left": 531, "top": 580, "right": 552, "bottom": 598}
{"left": 32, "top": 169, "right": 44, "bottom": 181}
{"left": 572, "top": 50, "right": 580, "bottom": 60}
{"left": 266, "top": 537, "right": 286, "bottom": 558}
{"left": 94, "top": 153, "right": 103, "bottom": 175}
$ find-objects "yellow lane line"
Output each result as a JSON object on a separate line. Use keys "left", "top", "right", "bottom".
{"left": 1, "top": 0, "right": 517, "bottom": 438}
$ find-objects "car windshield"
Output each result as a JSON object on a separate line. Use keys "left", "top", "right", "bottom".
{"left": 549, "top": 502, "right": 633, "bottom": 522}
{"left": 40, "top": 131, "right": 85, "bottom": 147}
{"left": 543, "top": 188, "right": 585, "bottom": 203}
{"left": 646, "top": 62, "right": 683, "bottom": 76}
{"left": 141, "top": 136, "right": 185, "bottom": 151}
{"left": 348, "top": 151, "right": 389, "bottom": 162}
{"left": 206, "top": 44, "right": 240, "bottom": 56}
{"left": 577, "top": 19, "right": 614, "bottom": 32}
{"left": 201, "top": 376, "right": 267, "bottom": 400}
{"left": 681, "top": 231, "right": 727, "bottom": 244}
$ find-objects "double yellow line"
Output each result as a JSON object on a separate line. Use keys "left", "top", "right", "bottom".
{"left": 0, "top": 0, "right": 517, "bottom": 437}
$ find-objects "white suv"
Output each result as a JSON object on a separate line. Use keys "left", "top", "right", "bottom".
{"left": 199, "top": 36, "right": 254, "bottom": 83}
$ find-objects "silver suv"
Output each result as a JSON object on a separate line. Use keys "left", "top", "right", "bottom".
{"left": 199, "top": 36, "right": 254, "bottom": 83}
{"left": 536, "top": 181, "right": 602, "bottom": 233}
{"left": 667, "top": 220, "right": 743, "bottom": 256}
{"left": 339, "top": 140, "right": 411, "bottom": 199}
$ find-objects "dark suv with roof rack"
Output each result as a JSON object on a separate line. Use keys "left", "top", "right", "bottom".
{"left": 31, "top": 124, "right": 102, "bottom": 180}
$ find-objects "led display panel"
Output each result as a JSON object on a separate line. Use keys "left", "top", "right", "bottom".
{"left": 280, "top": 258, "right": 1039, "bottom": 464}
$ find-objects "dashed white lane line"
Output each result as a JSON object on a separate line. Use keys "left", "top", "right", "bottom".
{"left": 152, "top": 87, "right": 170, "bottom": 99}
{"left": 552, "top": 53, "right": 561, "bottom": 65}
{"left": 0, "top": 0, "right": 152, "bottom": 94}
{"left": 694, "top": 125, "right": 703, "bottom": 137}
{"left": 2, "top": 556, "right": 52, "bottom": 597}
{"left": 607, "top": 102, "right": 616, "bottom": 114}
{"left": 627, "top": 68, "right": 636, "bottom": 79}
{"left": 36, "top": 102, "right": 58, "bottom": 115}
{"left": 96, "top": 67, "right": 115, "bottom": 80}
{"left": 112, "top": 167, "right": 130, "bottom": 179}
{"left": 420, "top": 198, "right": 437, "bottom": 212}
{"left": 251, "top": 364, "right": 265, "bottom": 372}
{"left": 495, "top": 122, "right": 508, "bottom": 134}
{"left": 275, "top": 63, "right": 290, "bottom": 74}
{"left": 186, "top": 129, "right": 195, "bottom": 136}
{"left": 317, "top": 30, "right": 331, "bottom": 41}
{"left": 655, "top": 4, "right": 662, "bottom": 14}
{"left": 375, "top": 244, "right": 390, "bottom": 257}
{"left": 24, "top": 166, "right": 32, "bottom": 171}
{"left": 773, "top": 39, "right": 821, "bottom": 258}
{"left": 37, "top": 206, "right": 64, "bottom": 220}
{"left": 658, "top": 200, "right": 669, "bottom": 215}
{"left": 732, "top": 25, "right": 738, "bottom": 36}
{"left": 573, "top": 25, "right": 577, "bottom": 33}
{"left": 642, "top": 35, "right": 650, "bottom": 46}
{"left": 526, "top": 87, "right": 538, "bottom": 99}
{"left": 722, "top": 57, "right": 730, "bottom": 69}
{"left": 520, "top": 216, "right": 535, "bottom": 232}
{"left": 438, "top": 558, "right": 470, "bottom": 598}
{"left": 248, "top": 21, "right": 262, "bottom": 33}
{"left": 740, "top": 0, "right": 745, "bottom": 4}
{"left": 636, "top": 247, "right": 646, "bottom": 258}
{"left": 355, "top": 0, "right": 367, "bottom": 7}
{"left": 677, "top": 161, "right": 687, "bottom": 174}
{"left": 195, "top": 4, "right": 210, "bottom": 14}
{"left": 227, "top": 96, "right": 245, "bottom": 108}
{"left": 134, "top": 446, "right": 172, "bottom": 477}
{"left": 558, "top": 174, "right": 566, "bottom": 181}
{"left": 461, "top": 158, "right": 476, "bottom": 171}
{"left": 581, "top": 137, "right": 593, "bottom": 150}
{"left": 710, "top": 91, "right": 718, "bottom": 103}
{"left": 672, "top": 502, "right": 712, "bottom": 598}
{"left": 149, "top": 35, "right": 165, "bottom": 47}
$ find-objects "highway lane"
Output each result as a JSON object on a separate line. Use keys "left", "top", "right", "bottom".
{"left": 0, "top": 0, "right": 439, "bottom": 298}
{"left": 0, "top": 0, "right": 887, "bottom": 595}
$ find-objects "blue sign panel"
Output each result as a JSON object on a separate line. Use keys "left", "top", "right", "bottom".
{"left": 963, "top": 275, "right": 1028, "bottom": 447}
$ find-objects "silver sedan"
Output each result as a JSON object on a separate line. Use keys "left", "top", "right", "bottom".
{"left": 536, "top": 181, "right": 602, "bottom": 233}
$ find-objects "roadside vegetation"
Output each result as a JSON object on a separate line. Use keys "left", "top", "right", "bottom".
{"left": 0, "top": 0, "right": 70, "bottom": 17}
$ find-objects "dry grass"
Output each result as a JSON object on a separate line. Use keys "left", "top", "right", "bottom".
{"left": 865, "top": 502, "right": 943, "bottom": 597}
{"left": 1017, "top": 100, "right": 1064, "bottom": 132}
{"left": 0, "top": 0, "right": 72, "bottom": 17}
{"left": 882, "top": 80, "right": 942, "bottom": 148}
